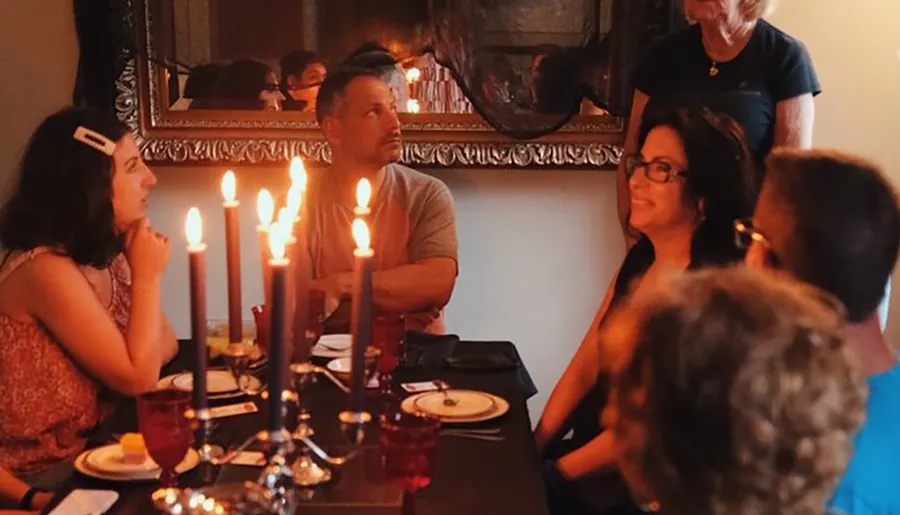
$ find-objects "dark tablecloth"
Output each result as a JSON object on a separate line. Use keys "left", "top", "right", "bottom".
{"left": 42, "top": 339, "right": 549, "bottom": 515}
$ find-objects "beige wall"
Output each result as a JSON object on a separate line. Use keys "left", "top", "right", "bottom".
{"left": 768, "top": 2, "right": 900, "bottom": 343}
{"left": 0, "top": 0, "right": 898, "bottom": 417}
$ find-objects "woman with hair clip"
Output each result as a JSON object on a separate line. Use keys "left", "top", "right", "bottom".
{"left": 534, "top": 107, "right": 758, "bottom": 514}
{"left": 0, "top": 107, "right": 177, "bottom": 511}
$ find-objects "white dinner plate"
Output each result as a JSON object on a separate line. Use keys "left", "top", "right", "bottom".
{"left": 318, "top": 334, "right": 352, "bottom": 351}
{"left": 401, "top": 390, "right": 510, "bottom": 424}
{"left": 326, "top": 357, "right": 352, "bottom": 375}
{"left": 311, "top": 335, "right": 353, "bottom": 359}
{"left": 171, "top": 370, "right": 239, "bottom": 393}
{"left": 75, "top": 445, "right": 199, "bottom": 482}
{"left": 326, "top": 358, "right": 380, "bottom": 388}
{"left": 413, "top": 390, "right": 497, "bottom": 419}
{"left": 157, "top": 373, "right": 261, "bottom": 400}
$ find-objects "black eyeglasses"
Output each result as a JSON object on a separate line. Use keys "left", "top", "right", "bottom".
{"left": 733, "top": 218, "right": 782, "bottom": 267}
{"left": 624, "top": 155, "right": 687, "bottom": 183}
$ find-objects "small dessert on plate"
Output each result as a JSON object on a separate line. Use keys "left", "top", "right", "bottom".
{"left": 120, "top": 433, "right": 147, "bottom": 465}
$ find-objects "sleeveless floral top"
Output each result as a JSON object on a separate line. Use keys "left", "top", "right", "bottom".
{"left": 0, "top": 249, "right": 131, "bottom": 477}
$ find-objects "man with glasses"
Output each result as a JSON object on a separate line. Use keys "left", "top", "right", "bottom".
{"left": 738, "top": 148, "right": 900, "bottom": 514}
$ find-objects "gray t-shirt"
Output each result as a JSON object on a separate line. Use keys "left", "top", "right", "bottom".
{"left": 306, "top": 163, "right": 457, "bottom": 331}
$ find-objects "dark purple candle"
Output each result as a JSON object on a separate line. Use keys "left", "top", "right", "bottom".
{"left": 350, "top": 219, "right": 373, "bottom": 414}
{"left": 222, "top": 171, "right": 243, "bottom": 343}
{"left": 186, "top": 208, "right": 208, "bottom": 413}
{"left": 267, "top": 229, "right": 290, "bottom": 432}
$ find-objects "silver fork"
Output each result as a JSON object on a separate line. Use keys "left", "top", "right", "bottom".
{"left": 440, "top": 431, "right": 505, "bottom": 442}
{"left": 432, "top": 380, "right": 458, "bottom": 406}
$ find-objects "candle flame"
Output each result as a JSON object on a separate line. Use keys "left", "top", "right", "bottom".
{"left": 185, "top": 207, "right": 203, "bottom": 246}
{"left": 268, "top": 221, "right": 287, "bottom": 260}
{"left": 356, "top": 178, "right": 371, "bottom": 210}
{"left": 352, "top": 218, "right": 370, "bottom": 251}
{"left": 257, "top": 189, "right": 274, "bottom": 226}
{"left": 405, "top": 67, "right": 421, "bottom": 82}
{"left": 287, "top": 184, "right": 302, "bottom": 217}
{"left": 407, "top": 99, "right": 420, "bottom": 113}
{"left": 277, "top": 206, "right": 293, "bottom": 233}
{"left": 289, "top": 157, "right": 308, "bottom": 192}
{"left": 221, "top": 170, "right": 236, "bottom": 202}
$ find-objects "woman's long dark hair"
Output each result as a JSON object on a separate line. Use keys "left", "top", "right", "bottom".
{"left": 215, "top": 59, "right": 273, "bottom": 100}
{"left": 0, "top": 107, "right": 128, "bottom": 267}
{"left": 634, "top": 107, "right": 758, "bottom": 266}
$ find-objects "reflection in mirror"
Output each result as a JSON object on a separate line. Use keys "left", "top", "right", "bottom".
{"left": 153, "top": 0, "right": 612, "bottom": 122}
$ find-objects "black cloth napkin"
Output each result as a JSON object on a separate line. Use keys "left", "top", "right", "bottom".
{"left": 401, "top": 335, "right": 539, "bottom": 400}
{"left": 401, "top": 332, "right": 460, "bottom": 369}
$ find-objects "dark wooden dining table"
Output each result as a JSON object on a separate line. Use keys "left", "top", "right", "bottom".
{"left": 41, "top": 338, "right": 550, "bottom": 515}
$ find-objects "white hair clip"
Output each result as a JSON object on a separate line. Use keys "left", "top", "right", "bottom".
{"left": 73, "top": 126, "right": 115, "bottom": 156}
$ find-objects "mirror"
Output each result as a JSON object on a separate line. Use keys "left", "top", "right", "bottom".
{"left": 156, "top": 0, "right": 611, "bottom": 122}
{"left": 88, "top": 0, "right": 685, "bottom": 167}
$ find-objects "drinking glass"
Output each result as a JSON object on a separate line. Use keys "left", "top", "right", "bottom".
{"left": 137, "top": 389, "right": 193, "bottom": 488}
{"left": 379, "top": 410, "right": 440, "bottom": 515}
{"left": 373, "top": 312, "right": 405, "bottom": 396}
{"left": 206, "top": 318, "right": 256, "bottom": 359}
{"left": 222, "top": 339, "right": 265, "bottom": 396}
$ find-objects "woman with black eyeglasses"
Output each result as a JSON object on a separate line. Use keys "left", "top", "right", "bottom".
{"left": 534, "top": 107, "right": 757, "bottom": 515}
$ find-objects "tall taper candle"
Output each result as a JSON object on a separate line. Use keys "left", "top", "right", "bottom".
{"left": 185, "top": 208, "right": 208, "bottom": 413}
{"left": 267, "top": 224, "right": 290, "bottom": 431}
{"left": 292, "top": 211, "right": 312, "bottom": 362}
{"left": 257, "top": 189, "right": 275, "bottom": 308}
{"left": 289, "top": 158, "right": 311, "bottom": 362}
{"left": 222, "top": 171, "right": 242, "bottom": 343}
{"left": 350, "top": 218, "right": 373, "bottom": 413}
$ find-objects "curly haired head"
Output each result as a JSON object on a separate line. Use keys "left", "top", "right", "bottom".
{"left": 603, "top": 267, "right": 866, "bottom": 515}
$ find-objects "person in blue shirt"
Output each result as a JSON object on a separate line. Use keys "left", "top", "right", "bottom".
{"left": 740, "top": 148, "right": 900, "bottom": 514}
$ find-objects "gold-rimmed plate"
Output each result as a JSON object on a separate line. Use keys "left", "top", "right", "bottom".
{"left": 402, "top": 390, "right": 510, "bottom": 424}
{"left": 75, "top": 445, "right": 199, "bottom": 481}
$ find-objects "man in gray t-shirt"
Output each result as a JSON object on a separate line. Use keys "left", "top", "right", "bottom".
{"left": 303, "top": 67, "right": 458, "bottom": 334}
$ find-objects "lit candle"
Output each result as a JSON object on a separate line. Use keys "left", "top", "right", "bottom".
{"left": 406, "top": 99, "right": 420, "bottom": 114}
{"left": 257, "top": 189, "right": 275, "bottom": 306}
{"left": 289, "top": 156, "right": 308, "bottom": 194}
{"left": 289, "top": 167, "right": 312, "bottom": 362}
{"left": 287, "top": 185, "right": 302, "bottom": 227}
{"left": 277, "top": 207, "right": 297, "bottom": 247}
{"left": 185, "top": 207, "right": 208, "bottom": 413}
{"left": 267, "top": 223, "right": 290, "bottom": 432}
{"left": 406, "top": 67, "right": 421, "bottom": 98}
{"left": 221, "top": 171, "right": 242, "bottom": 343}
{"left": 350, "top": 218, "right": 373, "bottom": 413}
{"left": 354, "top": 178, "right": 372, "bottom": 218}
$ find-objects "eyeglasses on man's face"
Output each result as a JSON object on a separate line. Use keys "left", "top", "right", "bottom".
{"left": 624, "top": 154, "right": 687, "bottom": 184}
{"left": 734, "top": 218, "right": 782, "bottom": 268}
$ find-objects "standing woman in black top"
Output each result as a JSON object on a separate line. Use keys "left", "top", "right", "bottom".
{"left": 615, "top": 0, "right": 820, "bottom": 239}
{"left": 535, "top": 108, "right": 757, "bottom": 515}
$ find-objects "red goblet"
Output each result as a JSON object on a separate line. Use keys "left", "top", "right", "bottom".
{"left": 137, "top": 389, "right": 193, "bottom": 488}
{"left": 379, "top": 410, "right": 440, "bottom": 515}
{"left": 373, "top": 312, "right": 405, "bottom": 397}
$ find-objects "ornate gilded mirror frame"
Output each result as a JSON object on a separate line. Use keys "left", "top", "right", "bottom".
{"left": 113, "top": 0, "right": 626, "bottom": 168}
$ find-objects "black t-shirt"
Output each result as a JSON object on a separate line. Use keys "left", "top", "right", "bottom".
{"left": 634, "top": 20, "right": 821, "bottom": 163}
{"left": 566, "top": 234, "right": 744, "bottom": 447}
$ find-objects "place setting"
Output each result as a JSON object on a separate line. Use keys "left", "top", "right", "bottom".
{"left": 398, "top": 381, "right": 510, "bottom": 442}
{"left": 74, "top": 390, "right": 201, "bottom": 484}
